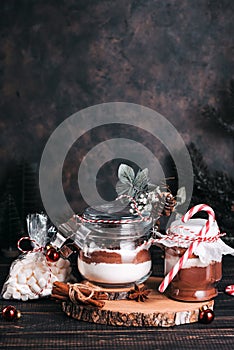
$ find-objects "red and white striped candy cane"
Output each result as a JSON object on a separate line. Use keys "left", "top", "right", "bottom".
{"left": 225, "top": 285, "right": 234, "bottom": 296}
{"left": 182, "top": 204, "right": 215, "bottom": 240}
{"left": 158, "top": 204, "right": 216, "bottom": 293}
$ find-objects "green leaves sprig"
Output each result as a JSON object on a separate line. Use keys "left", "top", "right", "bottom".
{"left": 116, "top": 164, "right": 157, "bottom": 198}
{"left": 116, "top": 163, "right": 186, "bottom": 221}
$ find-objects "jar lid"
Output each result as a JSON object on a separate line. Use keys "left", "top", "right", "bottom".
{"left": 155, "top": 217, "right": 234, "bottom": 265}
{"left": 168, "top": 218, "right": 220, "bottom": 241}
{"left": 82, "top": 202, "right": 152, "bottom": 236}
{"left": 83, "top": 203, "right": 137, "bottom": 222}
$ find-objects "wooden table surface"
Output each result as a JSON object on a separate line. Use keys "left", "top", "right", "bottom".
{"left": 0, "top": 247, "right": 234, "bottom": 350}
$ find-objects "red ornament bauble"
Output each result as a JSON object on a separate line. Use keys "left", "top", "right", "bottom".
{"left": 198, "top": 308, "right": 215, "bottom": 324}
{"left": 2, "top": 305, "right": 20, "bottom": 321}
{"left": 225, "top": 285, "right": 234, "bottom": 296}
{"left": 46, "top": 247, "right": 60, "bottom": 262}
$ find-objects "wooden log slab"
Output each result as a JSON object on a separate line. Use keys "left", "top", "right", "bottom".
{"left": 62, "top": 277, "right": 214, "bottom": 327}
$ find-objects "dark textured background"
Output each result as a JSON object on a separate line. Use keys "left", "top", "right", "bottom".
{"left": 0, "top": 0, "right": 233, "bottom": 247}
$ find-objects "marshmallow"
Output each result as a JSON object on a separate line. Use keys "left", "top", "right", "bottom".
{"left": 18, "top": 274, "right": 27, "bottom": 284}
{"left": 9, "top": 268, "right": 19, "bottom": 278}
{"left": 12, "top": 290, "right": 21, "bottom": 300}
{"left": 23, "top": 269, "right": 33, "bottom": 278}
{"left": 33, "top": 269, "right": 44, "bottom": 281}
{"left": 50, "top": 275, "right": 57, "bottom": 283}
{"left": 1, "top": 249, "right": 72, "bottom": 301}
{"left": 40, "top": 288, "right": 51, "bottom": 297}
{"left": 28, "top": 293, "right": 39, "bottom": 300}
{"left": 38, "top": 277, "right": 47, "bottom": 289}
{"left": 6, "top": 285, "right": 15, "bottom": 295}
{"left": 27, "top": 276, "right": 37, "bottom": 286}
{"left": 50, "top": 266, "right": 60, "bottom": 275}
{"left": 7, "top": 276, "right": 17, "bottom": 285}
{"left": 17, "top": 284, "right": 32, "bottom": 295}
{"left": 11, "top": 260, "right": 24, "bottom": 270}
{"left": 2, "top": 291, "right": 11, "bottom": 299}
{"left": 30, "top": 283, "right": 41, "bottom": 294}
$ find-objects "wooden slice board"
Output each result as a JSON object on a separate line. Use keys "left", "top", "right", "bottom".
{"left": 62, "top": 277, "right": 214, "bottom": 327}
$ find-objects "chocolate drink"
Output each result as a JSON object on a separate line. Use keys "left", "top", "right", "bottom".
{"left": 165, "top": 247, "right": 222, "bottom": 301}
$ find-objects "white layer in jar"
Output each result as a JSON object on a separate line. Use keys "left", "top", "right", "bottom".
{"left": 78, "top": 259, "right": 151, "bottom": 284}
{"left": 78, "top": 241, "right": 152, "bottom": 285}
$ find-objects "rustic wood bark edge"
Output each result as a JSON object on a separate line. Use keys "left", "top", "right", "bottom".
{"left": 62, "top": 299, "right": 214, "bottom": 327}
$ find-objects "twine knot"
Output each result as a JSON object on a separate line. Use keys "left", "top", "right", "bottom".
{"left": 68, "top": 283, "right": 95, "bottom": 304}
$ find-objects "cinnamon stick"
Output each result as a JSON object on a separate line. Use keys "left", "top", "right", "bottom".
{"left": 51, "top": 281, "right": 105, "bottom": 308}
{"left": 52, "top": 281, "right": 108, "bottom": 300}
{"left": 52, "top": 281, "right": 69, "bottom": 296}
{"left": 51, "top": 293, "right": 67, "bottom": 301}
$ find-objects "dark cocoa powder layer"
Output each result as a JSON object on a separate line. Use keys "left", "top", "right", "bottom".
{"left": 79, "top": 249, "right": 151, "bottom": 264}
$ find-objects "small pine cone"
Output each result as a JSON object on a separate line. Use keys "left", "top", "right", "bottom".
{"left": 151, "top": 193, "right": 165, "bottom": 219}
{"left": 162, "top": 192, "right": 176, "bottom": 216}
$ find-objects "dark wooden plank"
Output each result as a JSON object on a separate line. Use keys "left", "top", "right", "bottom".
{"left": 0, "top": 252, "right": 234, "bottom": 349}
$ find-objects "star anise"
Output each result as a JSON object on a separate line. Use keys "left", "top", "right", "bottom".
{"left": 128, "top": 284, "right": 151, "bottom": 302}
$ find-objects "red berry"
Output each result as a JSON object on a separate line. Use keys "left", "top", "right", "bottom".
{"left": 198, "top": 308, "right": 215, "bottom": 324}
{"left": 46, "top": 247, "right": 60, "bottom": 262}
{"left": 2, "top": 306, "right": 18, "bottom": 321}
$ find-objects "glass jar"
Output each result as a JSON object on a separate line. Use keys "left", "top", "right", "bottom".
{"left": 163, "top": 218, "right": 222, "bottom": 302}
{"left": 165, "top": 247, "right": 222, "bottom": 301}
{"left": 76, "top": 203, "right": 153, "bottom": 287}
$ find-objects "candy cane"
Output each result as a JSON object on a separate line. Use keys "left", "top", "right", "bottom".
{"left": 182, "top": 204, "right": 215, "bottom": 240}
{"left": 158, "top": 204, "right": 216, "bottom": 293}
{"left": 225, "top": 285, "right": 234, "bottom": 296}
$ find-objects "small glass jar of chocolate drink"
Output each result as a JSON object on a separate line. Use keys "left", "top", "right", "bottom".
{"left": 161, "top": 218, "right": 224, "bottom": 302}
{"left": 75, "top": 203, "right": 153, "bottom": 288}
{"left": 164, "top": 246, "right": 222, "bottom": 302}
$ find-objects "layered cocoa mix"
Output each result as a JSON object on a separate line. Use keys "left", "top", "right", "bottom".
{"left": 79, "top": 249, "right": 151, "bottom": 264}
{"left": 78, "top": 246, "right": 152, "bottom": 286}
{"left": 77, "top": 203, "right": 153, "bottom": 286}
